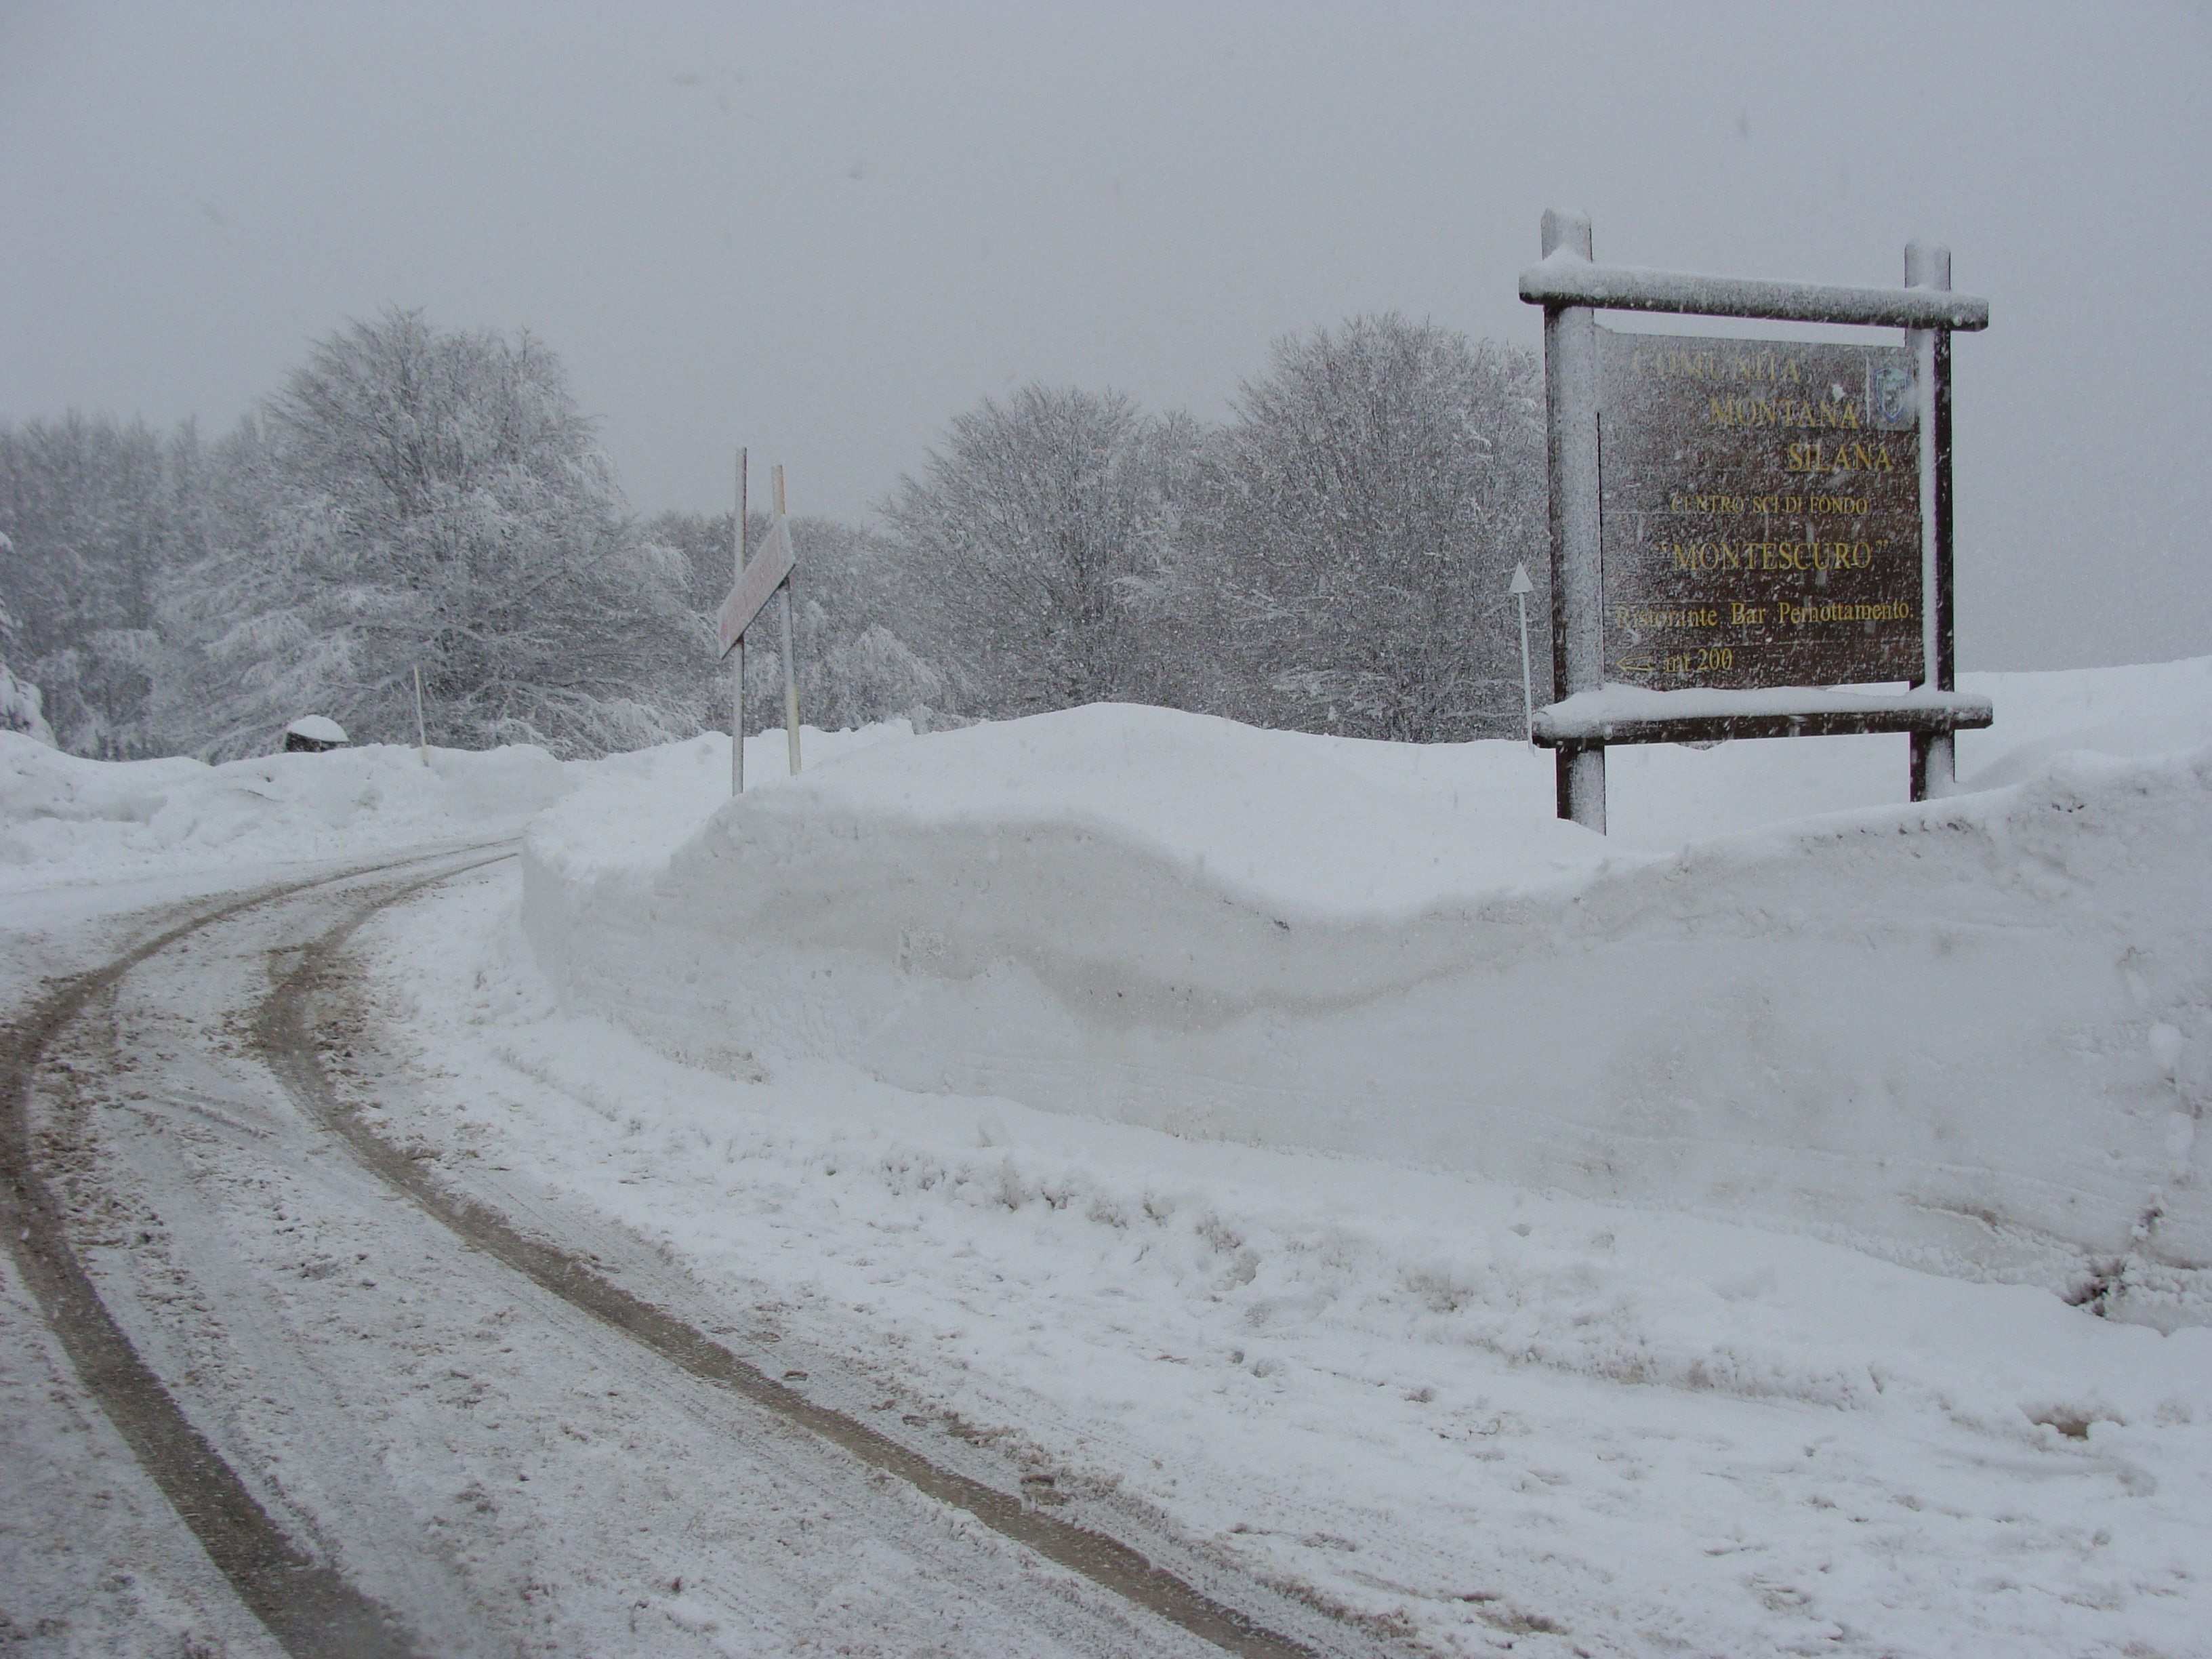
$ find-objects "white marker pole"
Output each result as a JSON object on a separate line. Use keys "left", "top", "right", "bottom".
{"left": 773, "top": 466, "right": 802, "bottom": 776}
{"left": 733, "top": 448, "right": 747, "bottom": 796}
{"left": 1509, "top": 562, "right": 1536, "bottom": 747}
{"left": 413, "top": 663, "right": 428, "bottom": 766}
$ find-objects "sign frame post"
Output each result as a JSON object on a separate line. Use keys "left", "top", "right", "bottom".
{"left": 1541, "top": 208, "right": 1607, "bottom": 832}
{"left": 773, "top": 466, "right": 802, "bottom": 777}
{"left": 716, "top": 457, "right": 804, "bottom": 793}
{"left": 1906, "top": 239, "right": 1957, "bottom": 800}
{"left": 1521, "top": 213, "right": 1992, "bottom": 831}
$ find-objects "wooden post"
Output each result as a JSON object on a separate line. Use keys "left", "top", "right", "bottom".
{"left": 774, "top": 466, "right": 802, "bottom": 775}
{"left": 1542, "top": 207, "right": 1606, "bottom": 833}
{"left": 413, "top": 663, "right": 428, "bottom": 766}
{"left": 733, "top": 448, "right": 746, "bottom": 796}
{"left": 1906, "top": 242, "right": 1957, "bottom": 802}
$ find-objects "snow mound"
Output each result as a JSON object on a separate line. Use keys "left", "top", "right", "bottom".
{"left": 0, "top": 733, "right": 568, "bottom": 888}
{"left": 1957, "top": 654, "right": 2212, "bottom": 787}
{"left": 523, "top": 665, "right": 2212, "bottom": 1316}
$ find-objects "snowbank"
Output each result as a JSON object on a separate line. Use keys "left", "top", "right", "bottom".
{"left": 0, "top": 732, "right": 568, "bottom": 890}
{"left": 0, "top": 719, "right": 928, "bottom": 904}
{"left": 524, "top": 664, "right": 2212, "bottom": 1317}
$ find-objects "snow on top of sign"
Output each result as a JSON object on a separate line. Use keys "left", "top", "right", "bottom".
{"left": 1542, "top": 682, "right": 1992, "bottom": 724}
{"left": 1519, "top": 250, "right": 1991, "bottom": 329}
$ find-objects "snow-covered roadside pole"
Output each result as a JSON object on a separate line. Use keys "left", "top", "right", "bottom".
{"left": 716, "top": 455, "right": 801, "bottom": 794}
{"left": 1510, "top": 562, "right": 1536, "bottom": 746}
{"left": 733, "top": 448, "right": 747, "bottom": 796}
{"left": 413, "top": 664, "right": 428, "bottom": 766}
{"left": 1907, "top": 241, "right": 1957, "bottom": 800}
{"left": 773, "top": 466, "right": 802, "bottom": 776}
{"left": 1540, "top": 209, "right": 1606, "bottom": 832}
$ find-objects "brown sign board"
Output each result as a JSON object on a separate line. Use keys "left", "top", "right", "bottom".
{"left": 1599, "top": 327, "right": 1921, "bottom": 690}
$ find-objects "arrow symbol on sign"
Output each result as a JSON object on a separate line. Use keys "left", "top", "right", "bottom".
{"left": 1509, "top": 562, "right": 1536, "bottom": 745}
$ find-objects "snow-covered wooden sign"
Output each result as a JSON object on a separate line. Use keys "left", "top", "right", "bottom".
{"left": 716, "top": 514, "right": 796, "bottom": 658}
{"left": 1521, "top": 210, "right": 1991, "bottom": 832}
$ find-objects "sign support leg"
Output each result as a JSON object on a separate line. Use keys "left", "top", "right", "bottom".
{"left": 1906, "top": 243, "right": 1957, "bottom": 802}
{"left": 733, "top": 448, "right": 747, "bottom": 797}
{"left": 773, "top": 466, "right": 802, "bottom": 776}
{"left": 1542, "top": 208, "right": 1607, "bottom": 833}
{"left": 777, "top": 584, "right": 800, "bottom": 775}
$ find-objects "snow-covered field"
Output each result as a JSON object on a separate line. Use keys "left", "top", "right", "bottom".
{"left": 5, "top": 661, "right": 2211, "bottom": 1656}
{"left": 523, "top": 664, "right": 2212, "bottom": 1316}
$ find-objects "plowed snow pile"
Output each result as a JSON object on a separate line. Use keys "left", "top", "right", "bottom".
{"left": 0, "top": 723, "right": 905, "bottom": 909}
{"left": 0, "top": 733, "right": 569, "bottom": 887}
{"left": 526, "top": 661, "right": 2212, "bottom": 1319}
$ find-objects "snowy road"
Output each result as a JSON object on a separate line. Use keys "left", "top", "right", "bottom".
{"left": 1, "top": 848, "right": 1365, "bottom": 1659}
{"left": 6, "top": 688, "right": 2211, "bottom": 1657}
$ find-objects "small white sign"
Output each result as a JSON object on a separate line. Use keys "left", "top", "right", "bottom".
{"left": 716, "top": 516, "right": 796, "bottom": 657}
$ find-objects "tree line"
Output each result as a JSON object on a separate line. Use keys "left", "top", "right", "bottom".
{"left": 1, "top": 306, "right": 1546, "bottom": 761}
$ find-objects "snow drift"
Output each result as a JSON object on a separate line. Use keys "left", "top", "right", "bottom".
{"left": 0, "top": 733, "right": 568, "bottom": 886}
{"left": 523, "top": 665, "right": 2212, "bottom": 1318}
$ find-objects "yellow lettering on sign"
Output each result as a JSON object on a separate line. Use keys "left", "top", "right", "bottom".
{"left": 1667, "top": 491, "right": 1747, "bottom": 514}
{"left": 1660, "top": 647, "right": 1736, "bottom": 673}
{"left": 1708, "top": 397, "right": 1862, "bottom": 430}
{"left": 1633, "top": 348, "right": 1804, "bottom": 384}
{"left": 1670, "top": 539, "right": 1875, "bottom": 573}
{"left": 1774, "top": 599, "right": 1914, "bottom": 625}
{"left": 1786, "top": 441, "right": 1896, "bottom": 473}
{"left": 1620, "top": 605, "right": 1721, "bottom": 629}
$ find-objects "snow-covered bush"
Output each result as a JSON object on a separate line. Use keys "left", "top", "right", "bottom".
{"left": 1191, "top": 313, "right": 1546, "bottom": 740}
{"left": 882, "top": 385, "right": 1199, "bottom": 716}
{"left": 154, "top": 309, "right": 707, "bottom": 760}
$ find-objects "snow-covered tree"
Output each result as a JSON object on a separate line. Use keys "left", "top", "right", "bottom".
{"left": 882, "top": 386, "right": 1197, "bottom": 716}
{"left": 1195, "top": 314, "right": 1544, "bottom": 740}
{"left": 0, "top": 413, "right": 199, "bottom": 754}
{"left": 156, "top": 309, "right": 705, "bottom": 758}
{"left": 0, "top": 550, "right": 56, "bottom": 745}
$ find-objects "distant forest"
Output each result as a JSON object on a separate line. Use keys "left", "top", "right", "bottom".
{"left": 1, "top": 306, "right": 1546, "bottom": 761}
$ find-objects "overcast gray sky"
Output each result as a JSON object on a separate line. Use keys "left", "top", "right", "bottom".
{"left": 4, "top": 1, "right": 2208, "bottom": 670}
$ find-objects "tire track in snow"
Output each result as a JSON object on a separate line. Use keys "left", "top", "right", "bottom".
{"left": 0, "top": 846, "right": 508, "bottom": 1659}
{"left": 265, "top": 858, "right": 1351, "bottom": 1659}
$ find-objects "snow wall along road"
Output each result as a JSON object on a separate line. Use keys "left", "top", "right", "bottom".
{"left": 523, "top": 694, "right": 2212, "bottom": 1322}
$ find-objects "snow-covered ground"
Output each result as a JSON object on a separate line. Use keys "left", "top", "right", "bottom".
{"left": 6, "top": 665, "right": 2211, "bottom": 1656}
{"left": 0, "top": 733, "right": 564, "bottom": 888}
{"left": 523, "top": 666, "right": 2212, "bottom": 1317}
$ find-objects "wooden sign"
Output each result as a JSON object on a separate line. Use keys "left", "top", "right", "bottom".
{"left": 1599, "top": 329, "right": 1923, "bottom": 691}
{"left": 1519, "top": 209, "right": 1992, "bottom": 832}
{"left": 716, "top": 514, "right": 796, "bottom": 658}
